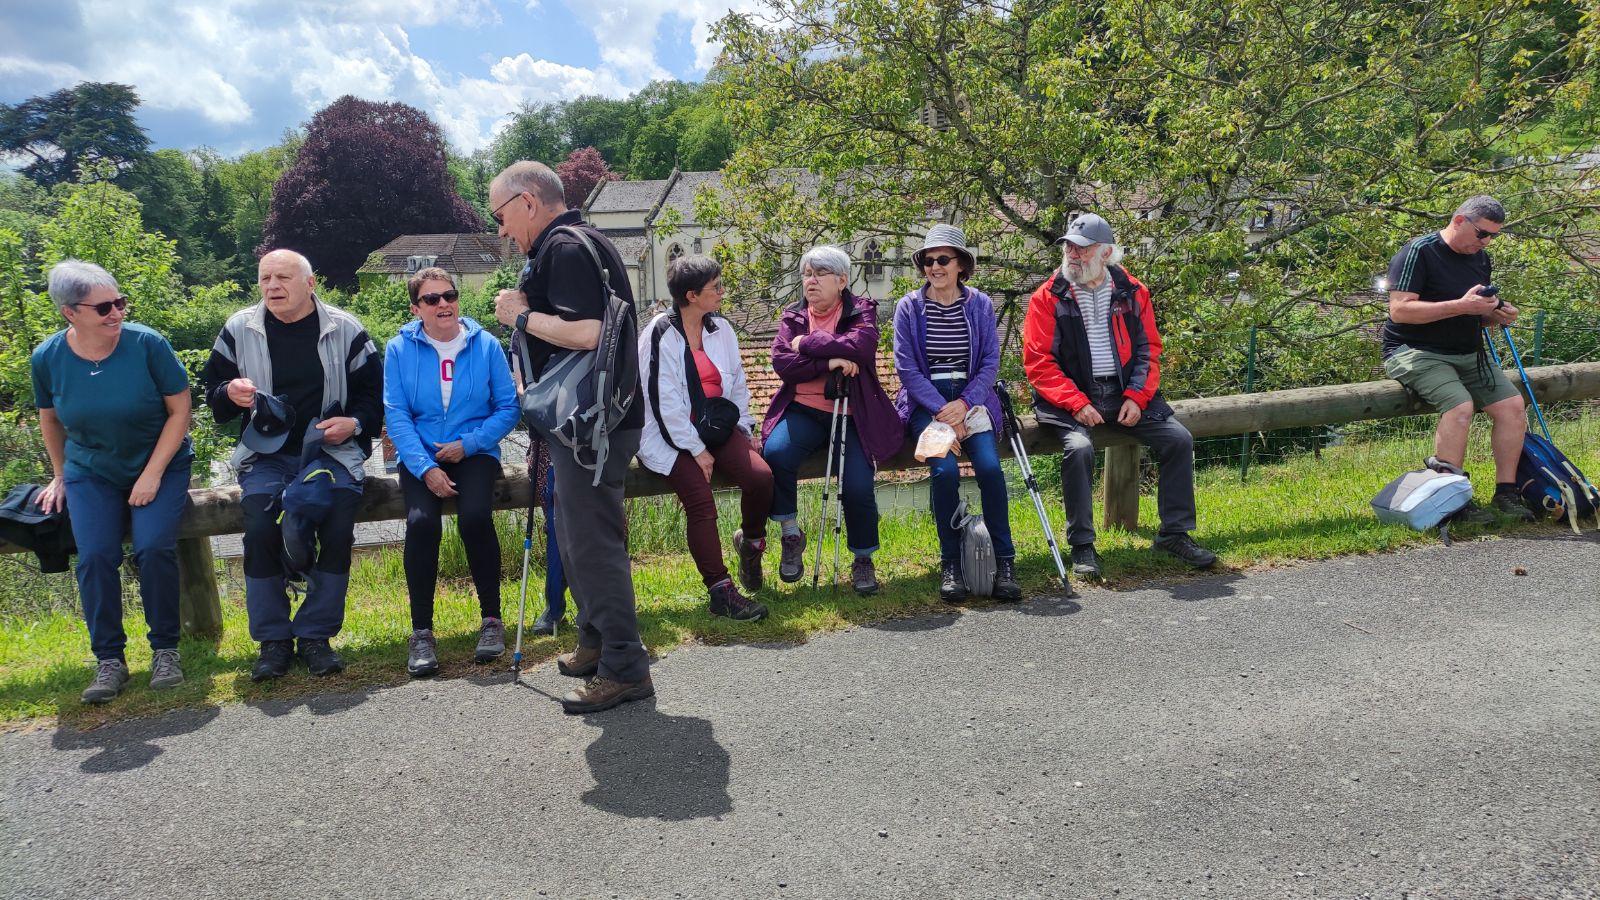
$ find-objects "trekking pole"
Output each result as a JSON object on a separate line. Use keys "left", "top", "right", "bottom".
{"left": 813, "top": 370, "right": 847, "bottom": 592}
{"left": 995, "top": 380, "right": 1071, "bottom": 589}
{"left": 831, "top": 392, "right": 851, "bottom": 600}
{"left": 512, "top": 499, "right": 534, "bottom": 685}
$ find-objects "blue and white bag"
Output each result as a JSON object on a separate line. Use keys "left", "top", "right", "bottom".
{"left": 1371, "top": 469, "right": 1473, "bottom": 541}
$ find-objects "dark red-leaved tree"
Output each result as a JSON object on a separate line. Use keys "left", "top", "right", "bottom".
{"left": 555, "top": 146, "right": 616, "bottom": 210}
{"left": 261, "top": 96, "right": 483, "bottom": 286}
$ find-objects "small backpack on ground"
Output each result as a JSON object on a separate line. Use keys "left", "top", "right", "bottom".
{"left": 951, "top": 499, "right": 995, "bottom": 597}
{"left": 1371, "top": 469, "right": 1474, "bottom": 543}
{"left": 516, "top": 226, "right": 639, "bottom": 486}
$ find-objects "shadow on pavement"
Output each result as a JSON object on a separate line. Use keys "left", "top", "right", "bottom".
{"left": 51, "top": 706, "right": 222, "bottom": 774}
{"left": 580, "top": 698, "right": 732, "bottom": 821}
{"left": 865, "top": 610, "right": 960, "bottom": 633}
{"left": 1156, "top": 571, "right": 1246, "bottom": 602}
{"left": 249, "top": 684, "right": 378, "bottom": 719}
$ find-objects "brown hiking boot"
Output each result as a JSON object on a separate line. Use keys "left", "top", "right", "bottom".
{"left": 561, "top": 675, "right": 655, "bottom": 714}
{"left": 556, "top": 645, "right": 601, "bottom": 678}
{"left": 709, "top": 578, "right": 768, "bottom": 621}
{"left": 732, "top": 529, "right": 766, "bottom": 592}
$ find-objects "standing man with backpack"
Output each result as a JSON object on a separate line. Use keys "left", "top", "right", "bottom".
{"left": 491, "top": 161, "right": 652, "bottom": 714}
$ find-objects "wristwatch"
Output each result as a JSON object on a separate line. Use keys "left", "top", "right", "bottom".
{"left": 351, "top": 420, "right": 363, "bottom": 437}
{"left": 515, "top": 310, "right": 531, "bottom": 335}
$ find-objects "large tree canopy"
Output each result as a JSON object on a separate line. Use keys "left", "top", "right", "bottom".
{"left": 262, "top": 97, "right": 484, "bottom": 285}
{"left": 0, "top": 82, "right": 150, "bottom": 187}
{"left": 707, "top": 0, "right": 1600, "bottom": 343}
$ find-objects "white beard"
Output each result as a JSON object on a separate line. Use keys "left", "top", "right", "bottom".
{"left": 1066, "top": 256, "right": 1109, "bottom": 288}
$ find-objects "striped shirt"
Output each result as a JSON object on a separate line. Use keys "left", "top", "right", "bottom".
{"left": 923, "top": 296, "right": 970, "bottom": 375}
{"left": 1073, "top": 278, "right": 1119, "bottom": 377}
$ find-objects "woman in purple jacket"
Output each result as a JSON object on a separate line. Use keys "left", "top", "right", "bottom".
{"left": 762, "top": 246, "right": 903, "bottom": 595}
{"left": 893, "top": 225, "right": 1020, "bottom": 602}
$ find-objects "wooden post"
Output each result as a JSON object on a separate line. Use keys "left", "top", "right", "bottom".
{"left": 1103, "top": 444, "right": 1141, "bottom": 530}
{"left": 176, "top": 536, "right": 223, "bottom": 640}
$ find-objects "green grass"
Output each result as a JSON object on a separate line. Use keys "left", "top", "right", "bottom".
{"left": 2, "top": 415, "right": 1594, "bottom": 730}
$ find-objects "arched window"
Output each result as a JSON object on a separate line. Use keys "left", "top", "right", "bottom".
{"left": 863, "top": 240, "right": 884, "bottom": 277}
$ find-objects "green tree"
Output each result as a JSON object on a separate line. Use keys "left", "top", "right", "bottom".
{"left": 215, "top": 134, "right": 299, "bottom": 275}
{"left": 0, "top": 82, "right": 150, "bottom": 187}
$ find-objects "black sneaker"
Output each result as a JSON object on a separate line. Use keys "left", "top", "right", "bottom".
{"left": 297, "top": 638, "right": 345, "bottom": 676}
{"left": 1070, "top": 544, "right": 1102, "bottom": 579}
{"left": 1453, "top": 500, "right": 1497, "bottom": 526}
{"left": 709, "top": 579, "right": 769, "bottom": 622}
{"left": 1153, "top": 533, "right": 1218, "bottom": 568}
{"left": 250, "top": 640, "right": 294, "bottom": 683}
{"left": 939, "top": 561, "right": 968, "bottom": 603}
{"left": 1492, "top": 487, "right": 1535, "bottom": 522}
{"left": 992, "top": 558, "right": 1022, "bottom": 602}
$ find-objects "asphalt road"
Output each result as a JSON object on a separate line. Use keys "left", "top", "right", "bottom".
{"left": 2, "top": 534, "right": 1596, "bottom": 899}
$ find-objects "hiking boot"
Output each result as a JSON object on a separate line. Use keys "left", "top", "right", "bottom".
{"left": 1453, "top": 500, "right": 1497, "bottom": 526}
{"left": 250, "top": 639, "right": 294, "bottom": 682}
{"left": 732, "top": 529, "right": 766, "bottom": 592}
{"left": 851, "top": 556, "right": 879, "bottom": 595}
{"left": 297, "top": 638, "right": 345, "bottom": 676}
{"left": 557, "top": 645, "right": 601, "bottom": 678}
{"left": 475, "top": 617, "right": 506, "bottom": 662}
{"left": 709, "top": 579, "right": 768, "bottom": 621}
{"left": 778, "top": 529, "right": 806, "bottom": 583}
{"left": 149, "top": 648, "right": 184, "bottom": 690}
{"left": 80, "top": 658, "right": 129, "bottom": 705}
{"left": 992, "top": 558, "right": 1023, "bottom": 602}
{"left": 531, "top": 608, "right": 562, "bottom": 636}
{"left": 1154, "top": 533, "right": 1218, "bottom": 568}
{"left": 407, "top": 629, "right": 439, "bottom": 678}
{"left": 1071, "top": 544, "right": 1103, "bottom": 579}
{"left": 939, "top": 560, "right": 968, "bottom": 603}
{"left": 1492, "top": 487, "right": 1535, "bottom": 522}
{"left": 561, "top": 675, "right": 655, "bottom": 715}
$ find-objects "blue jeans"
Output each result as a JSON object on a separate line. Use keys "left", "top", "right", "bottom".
{"left": 908, "top": 378, "right": 1014, "bottom": 562}
{"left": 64, "top": 464, "right": 191, "bottom": 661}
{"left": 763, "top": 403, "right": 879, "bottom": 555}
{"left": 542, "top": 467, "right": 566, "bottom": 618}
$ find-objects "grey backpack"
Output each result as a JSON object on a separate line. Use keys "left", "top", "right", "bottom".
{"left": 952, "top": 500, "right": 995, "bottom": 597}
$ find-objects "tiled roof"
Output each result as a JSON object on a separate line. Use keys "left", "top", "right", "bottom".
{"left": 657, "top": 171, "right": 726, "bottom": 223}
{"left": 738, "top": 345, "right": 901, "bottom": 425}
{"left": 360, "top": 233, "right": 522, "bottom": 275}
{"left": 587, "top": 178, "right": 673, "bottom": 214}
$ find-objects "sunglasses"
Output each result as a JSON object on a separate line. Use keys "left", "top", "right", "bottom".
{"left": 417, "top": 290, "right": 460, "bottom": 306}
{"left": 922, "top": 254, "right": 959, "bottom": 268}
{"left": 490, "top": 193, "right": 526, "bottom": 227}
{"left": 74, "top": 296, "right": 128, "bottom": 317}
{"left": 1467, "top": 218, "right": 1501, "bottom": 241}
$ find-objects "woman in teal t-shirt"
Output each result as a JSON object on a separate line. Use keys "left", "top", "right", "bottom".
{"left": 30, "top": 260, "right": 194, "bottom": 706}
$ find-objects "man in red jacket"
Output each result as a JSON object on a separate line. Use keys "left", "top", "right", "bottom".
{"left": 1022, "top": 213, "right": 1216, "bottom": 578}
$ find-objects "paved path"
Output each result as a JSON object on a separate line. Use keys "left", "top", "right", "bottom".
{"left": 2, "top": 534, "right": 1596, "bottom": 899}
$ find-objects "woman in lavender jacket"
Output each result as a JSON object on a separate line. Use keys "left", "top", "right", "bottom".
{"left": 892, "top": 225, "right": 1020, "bottom": 602}
{"left": 762, "top": 246, "right": 904, "bottom": 595}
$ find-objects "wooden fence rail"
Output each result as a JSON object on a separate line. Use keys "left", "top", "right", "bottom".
{"left": 8, "top": 362, "right": 1600, "bottom": 639}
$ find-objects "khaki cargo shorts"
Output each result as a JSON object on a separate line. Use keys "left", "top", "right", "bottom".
{"left": 1384, "top": 346, "right": 1519, "bottom": 412}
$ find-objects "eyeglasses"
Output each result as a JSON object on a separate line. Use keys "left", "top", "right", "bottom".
{"left": 1467, "top": 218, "right": 1501, "bottom": 241}
{"left": 417, "top": 290, "right": 460, "bottom": 306}
{"left": 74, "top": 296, "right": 128, "bottom": 317}
{"left": 922, "top": 254, "right": 959, "bottom": 268}
{"left": 490, "top": 193, "right": 527, "bottom": 227}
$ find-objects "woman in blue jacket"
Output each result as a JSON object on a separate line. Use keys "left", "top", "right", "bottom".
{"left": 384, "top": 268, "right": 519, "bottom": 677}
{"left": 892, "top": 225, "right": 1021, "bottom": 603}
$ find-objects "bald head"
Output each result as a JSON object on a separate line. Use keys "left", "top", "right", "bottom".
{"left": 258, "top": 248, "right": 317, "bottom": 323}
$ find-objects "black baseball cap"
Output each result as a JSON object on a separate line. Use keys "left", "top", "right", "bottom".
{"left": 241, "top": 392, "right": 296, "bottom": 454}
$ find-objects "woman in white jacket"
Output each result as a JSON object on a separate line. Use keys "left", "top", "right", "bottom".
{"left": 638, "top": 255, "right": 773, "bottom": 621}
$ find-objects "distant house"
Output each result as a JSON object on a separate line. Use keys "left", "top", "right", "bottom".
{"left": 358, "top": 233, "right": 524, "bottom": 291}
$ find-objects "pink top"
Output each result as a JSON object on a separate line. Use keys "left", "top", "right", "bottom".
{"left": 693, "top": 349, "right": 723, "bottom": 398}
{"left": 793, "top": 302, "right": 850, "bottom": 414}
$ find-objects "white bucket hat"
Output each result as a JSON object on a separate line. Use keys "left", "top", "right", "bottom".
{"left": 912, "top": 223, "right": 976, "bottom": 275}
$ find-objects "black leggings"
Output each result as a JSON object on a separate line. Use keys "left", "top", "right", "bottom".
{"left": 399, "top": 454, "right": 504, "bottom": 630}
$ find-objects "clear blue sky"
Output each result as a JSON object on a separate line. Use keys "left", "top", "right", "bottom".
{"left": 0, "top": 0, "right": 743, "bottom": 156}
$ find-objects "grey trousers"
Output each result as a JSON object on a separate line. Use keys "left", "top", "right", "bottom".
{"left": 1054, "top": 379, "right": 1198, "bottom": 548}
{"left": 548, "top": 428, "right": 649, "bottom": 683}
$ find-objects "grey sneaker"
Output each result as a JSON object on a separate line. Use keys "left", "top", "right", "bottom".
{"left": 149, "top": 649, "right": 184, "bottom": 690}
{"left": 850, "top": 556, "right": 879, "bottom": 595}
{"left": 407, "top": 629, "right": 439, "bottom": 678}
{"left": 778, "top": 529, "right": 806, "bottom": 583}
{"left": 475, "top": 617, "right": 506, "bottom": 662}
{"left": 81, "top": 658, "right": 129, "bottom": 705}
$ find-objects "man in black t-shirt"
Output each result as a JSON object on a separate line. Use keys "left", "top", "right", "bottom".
{"left": 490, "top": 160, "right": 651, "bottom": 715}
{"left": 1382, "top": 195, "right": 1532, "bottom": 521}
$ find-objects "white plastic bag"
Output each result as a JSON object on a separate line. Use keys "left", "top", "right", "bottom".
{"left": 915, "top": 421, "right": 961, "bottom": 461}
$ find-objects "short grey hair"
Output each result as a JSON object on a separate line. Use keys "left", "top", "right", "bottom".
{"left": 799, "top": 245, "right": 851, "bottom": 278}
{"left": 258, "top": 248, "right": 314, "bottom": 278}
{"left": 47, "top": 259, "right": 119, "bottom": 310}
{"left": 1455, "top": 195, "right": 1505, "bottom": 224}
{"left": 493, "top": 160, "right": 566, "bottom": 208}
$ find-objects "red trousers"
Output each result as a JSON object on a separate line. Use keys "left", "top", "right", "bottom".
{"left": 663, "top": 429, "right": 774, "bottom": 588}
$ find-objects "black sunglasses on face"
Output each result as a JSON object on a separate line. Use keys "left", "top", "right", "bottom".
{"left": 75, "top": 296, "right": 128, "bottom": 316}
{"left": 417, "top": 290, "right": 460, "bottom": 306}
{"left": 922, "top": 254, "right": 958, "bottom": 268}
{"left": 490, "top": 193, "right": 526, "bottom": 227}
{"left": 1468, "top": 218, "right": 1501, "bottom": 241}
